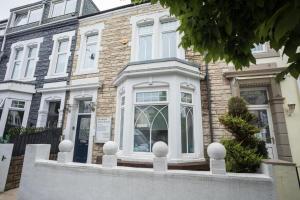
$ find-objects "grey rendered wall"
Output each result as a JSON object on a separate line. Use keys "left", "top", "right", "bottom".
{"left": 0, "top": 20, "right": 78, "bottom": 127}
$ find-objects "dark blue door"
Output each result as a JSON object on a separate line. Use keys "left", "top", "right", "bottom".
{"left": 73, "top": 115, "right": 91, "bottom": 163}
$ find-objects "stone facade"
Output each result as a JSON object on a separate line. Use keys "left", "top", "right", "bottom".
{"left": 67, "top": 2, "right": 292, "bottom": 164}
{"left": 65, "top": 3, "right": 232, "bottom": 164}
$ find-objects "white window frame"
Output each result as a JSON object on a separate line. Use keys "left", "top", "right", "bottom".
{"left": 180, "top": 90, "right": 195, "bottom": 155}
{"left": 75, "top": 24, "right": 104, "bottom": 75}
{"left": 24, "top": 45, "right": 38, "bottom": 78}
{"left": 240, "top": 87, "right": 278, "bottom": 159}
{"left": 114, "top": 78, "right": 203, "bottom": 163}
{"left": 5, "top": 37, "right": 43, "bottom": 81}
{"left": 0, "top": 95, "right": 32, "bottom": 137}
{"left": 130, "top": 12, "right": 185, "bottom": 62}
{"left": 46, "top": 31, "right": 75, "bottom": 79}
{"left": 137, "top": 23, "right": 154, "bottom": 61}
{"left": 11, "top": 6, "right": 43, "bottom": 27}
{"left": 36, "top": 89, "right": 66, "bottom": 128}
{"left": 133, "top": 88, "right": 169, "bottom": 153}
{"left": 160, "top": 21, "right": 178, "bottom": 58}
{"left": 49, "top": 0, "right": 77, "bottom": 18}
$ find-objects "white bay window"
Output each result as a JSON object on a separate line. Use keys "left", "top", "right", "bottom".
{"left": 114, "top": 59, "right": 204, "bottom": 163}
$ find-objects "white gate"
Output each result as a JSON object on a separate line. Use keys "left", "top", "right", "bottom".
{"left": 0, "top": 144, "right": 13, "bottom": 192}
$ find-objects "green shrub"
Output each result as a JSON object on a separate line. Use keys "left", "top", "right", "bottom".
{"left": 222, "top": 139, "right": 263, "bottom": 173}
{"left": 5, "top": 127, "right": 47, "bottom": 140}
{"left": 219, "top": 97, "right": 268, "bottom": 173}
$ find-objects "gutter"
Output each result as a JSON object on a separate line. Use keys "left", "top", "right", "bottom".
{"left": 205, "top": 63, "right": 214, "bottom": 143}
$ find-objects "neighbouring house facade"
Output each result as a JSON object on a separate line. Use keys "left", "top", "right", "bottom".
{"left": 281, "top": 75, "right": 300, "bottom": 171}
{"left": 0, "top": 2, "right": 296, "bottom": 168}
{"left": 0, "top": 0, "right": 99, "bottom": 137}
{"left": 62, "top": 2, "right": 293, "bottom": 167}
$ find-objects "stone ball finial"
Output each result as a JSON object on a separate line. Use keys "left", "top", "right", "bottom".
{"left": 153, "top": 141, "right": 168, "bottom": 157}
{"left": 59, "top": 140, "right": 73, "bottom": 152}
{"left": 207, "top": 142, "right": 226, "bottom": 160}
{"left": 103, "top": 141, "right": 118, "bottom": 155}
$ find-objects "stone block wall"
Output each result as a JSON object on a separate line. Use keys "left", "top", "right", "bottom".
{"left": 69, "top": 3, "right": 233, "bottom": 163}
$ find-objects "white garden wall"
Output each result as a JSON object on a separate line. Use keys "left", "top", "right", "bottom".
{"left": 18, "top": 144, "right": 276, "bottom": 200}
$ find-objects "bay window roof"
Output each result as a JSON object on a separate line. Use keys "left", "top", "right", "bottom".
{"left": 114, "top": 58, "right": 205, "bottom": 86}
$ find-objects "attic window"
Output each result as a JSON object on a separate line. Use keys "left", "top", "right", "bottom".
{"left": 13, "top": 7, "right": 43, "bottom": 27}
{"left": 50, "top": 0, "right": 77, "bottom": 18}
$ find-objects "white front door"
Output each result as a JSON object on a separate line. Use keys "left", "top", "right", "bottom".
{"left": 240, "top": 87, "right": 278, "bottom": 159}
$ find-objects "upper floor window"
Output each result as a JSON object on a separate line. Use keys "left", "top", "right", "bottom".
{"left": 76, "top": 24, "right": 104, "bottom": 75}
{"left": 251, "top": 44, "right": 266, "bottom": 53}
{"left": 50, "top": 0, "right": 77, "bottom": 18}
{"left": 24, "top": 46, "right": 38, "bottom": 78}
{"left": 138, "top": 25, "right": 153, "bottom": 61}
{"left": 161, "top": 21, "right": 177, "bottom": 58}
{"left": 46, "top": 31, "right": 75, "bottom": 78}
{"left": 55, "top": 40, "right": 69, "bottom": 74}
{"left": 11, "top": 48, "right": 24, "bottom": 79}
{"left": 131, "top": 13, "right": 184, "bottom": 62}
{"left": 83, "top": 34, "right": 98, "bottom": 69}
{"left": 5, "top": 38, "right": 43, "bottom": 81}
{"left": 12, "top": 7, "right": 43, "bottom": 27}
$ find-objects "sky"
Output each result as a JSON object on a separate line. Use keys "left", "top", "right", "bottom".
{"left": 0, "top": 0, "right": 131, "bottom": 20}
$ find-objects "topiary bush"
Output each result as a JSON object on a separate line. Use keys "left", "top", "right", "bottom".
{"left": 219, "top": 97, "right": 268, "bottom": 173}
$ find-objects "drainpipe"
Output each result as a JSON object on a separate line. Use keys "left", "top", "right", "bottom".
{"left": 205, "top": 63, "right": 214, "bottom": 143}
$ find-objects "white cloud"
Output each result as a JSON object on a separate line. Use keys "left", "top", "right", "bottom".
{"left": 0, "top": 0, "right": 131, "bottom": 20}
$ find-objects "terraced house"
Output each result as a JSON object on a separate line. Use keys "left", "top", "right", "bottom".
{"left": 0, "top": 0, "right": 98, "bottom": 137}
{"left": 62, "top": 2, "right": 296, "bottom": 168}
{"left": 0, "top": 1, "right": 299, "bottom": 170}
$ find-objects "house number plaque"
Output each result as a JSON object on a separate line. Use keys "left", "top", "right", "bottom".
{"left": 95, "top": 117, "right": 112, "bottom": 143}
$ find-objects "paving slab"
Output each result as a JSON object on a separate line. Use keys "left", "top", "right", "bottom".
{"left": 0, "top": 189, "right": 17, "bottom": 200}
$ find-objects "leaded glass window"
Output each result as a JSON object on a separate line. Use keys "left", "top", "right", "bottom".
{"left": 240, "top": 89, "right": 268, "bottom": 105}
{"left": 134, "top": 105, "right": 168, "bottom": 152}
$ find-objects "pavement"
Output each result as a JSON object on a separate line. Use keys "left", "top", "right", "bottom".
{"left": 0, "top": 189, "right": 17, "bottom": 200}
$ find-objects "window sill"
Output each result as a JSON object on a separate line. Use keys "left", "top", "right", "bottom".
{"left": 45, "top": 74, "right": 68, "bottom": 79}
{"left": 74, "top": 69, "right": 99, "bottom": 76}
{"left": 5, "top": 78, "right": 37, "bottom": 82}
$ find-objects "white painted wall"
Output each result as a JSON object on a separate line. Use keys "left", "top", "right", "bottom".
{"left": 0, "top": 144, "right": 13, "bottom": 192}
{"left": 18, "top": 144, "right": 276, "bottom": 200}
